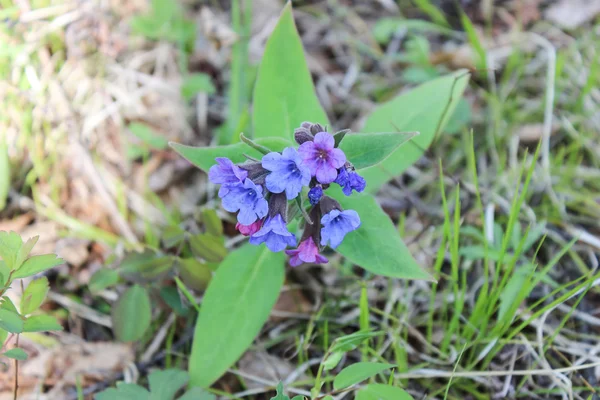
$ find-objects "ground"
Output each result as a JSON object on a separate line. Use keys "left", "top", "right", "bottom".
{"left": 0, "top": 0, "right": 600, "bottom": 399}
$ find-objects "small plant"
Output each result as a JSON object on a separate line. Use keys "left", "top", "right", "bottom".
{"left": 95, "top": 368, "right": 215, "bottom": 400}
{"left": 0, "top": 231, "right": 64, "bottom": 395}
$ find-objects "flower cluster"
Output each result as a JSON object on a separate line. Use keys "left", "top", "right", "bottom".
{"left": 209, "top": 122, "right": 366, "bottom": 266}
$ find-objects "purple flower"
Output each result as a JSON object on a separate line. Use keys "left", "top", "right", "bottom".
{"left": 236, "top": 220, "right": 263, "bottom": 236}
{"left": 285, "top": 237, "right": 328, "bottom": 266}
{"left": 249, "top": 214, "right": 296, "bottom": 252}
{"left": 298, "top": 132, "right": 346, "bottom": 184}
{"left": 335, "top": 168, "right": 366, "bottom": 196}
{"left": 221, "top": 179, "right": 268, "bottom": 225}
{"left": 308, "top": 186, "right": 323, "bottom": 206}
{"left": 209, "top": 157, "right": 248, "bottom": 197}
{"left": 320, "top": 209, "right": 361, "bottom": 249}
{"left": 262, "top": 147, "right": 311, "bottom": 200}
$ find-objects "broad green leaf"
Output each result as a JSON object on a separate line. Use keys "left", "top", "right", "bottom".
{"left": 189, "top": 243, "right": 285, "bottom": 387}
{"left": 178, "top": 257, "right": 212, "bottom": 291}
{"left": 3, "top": 347, "right": 27, "bottom": 360}
{"left": 253, "top": 2, "right": 329, "bottom": 140}
{"left": 190, "top": 234, "right": 226, "bottom": 263}
{"left": 179, "top": 387, "right": 216, "bottom": 400}
{"left": 170, "top": 137, "right": 292, "bottom": 173}
{"left": 445, "top": 98, "right": 472, "bottom": 134}
{"left": 182, "top": 73, "right": 216, "bottom": 100}
{"left": 360, "top": 71, "right": 470, "bottom": 192}
{"left": 339, "top": 132, "right": 417, "bottom": 170}
{"left": 129, "top": 123, "right": 168, "bottom": 150}
{"left": 356, "top": 384, "right": 414, "bottom": 400}
{"left": 330, "top": 331, "right": 383, "bottom": 353}
{"left": 0, "top": 328, "right": 6, "bottom": 346}
{"left": 148, "top": 368, "right": 189, "bottom": 400}
{"left": 23, "top": 315, "right": 63, "bottom": 332}
{"left": 96, "top": 382, "right": 150, "bottom": 400}
{"left": 0, "top": 309, "right": 23, "bottom": 333}
{"left": 163, "top": 225, "right": 186, "bottom": 248}
{"left": 12, "top": 254, "right": 63, "bottom": 279}
{"left": 14, "top": 236, "right": 39, "bottom": 271}
{"left": 333, "top": 362, "right": 395, "bottom": 390}
{"left": 89, "top": 268, "right": 120, "bottom": 293}
{"left": 332, "top": 189, "right": 432, "bottom": 280}
{"left": 20, "top": 277, "right": 49, "bottom": 315}
{"left": 291, "top": 397, "right": 306, "bottom": 400}
{"left": 112, "top": 285, "right": 151, "bottom": 342}
{"left": 0, "top": 231, "right": 22, "bottom": 270}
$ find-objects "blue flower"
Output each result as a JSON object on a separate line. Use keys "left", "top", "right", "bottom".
{"left": 249, "top": 214, "right": 296, "bottom": 252}
{"left": 334, "top": 168, "right": 366, "bottom": 196}
{"left": 320, "top": 209, "right": 361, "bottom": 248}
{"left": 221, "top": 179, "right": 268, "bottom": 225}
{"left": 209, "top": 157, "right": 248, "bottom": 197}
{"left": 308, "top": 186, "right": 323, "bottom": 206}
{"left": 262, "top": 147, "right": 311, "bottom": 200}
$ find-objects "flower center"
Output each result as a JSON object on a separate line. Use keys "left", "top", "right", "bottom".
{"left": 317, "top": 150, "right": 328, "bottom": 161}
{"left": 246, "top": 189, "right": 256, "bottom": 197}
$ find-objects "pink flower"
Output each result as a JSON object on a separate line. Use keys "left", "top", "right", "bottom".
{"left": 236, "top": 220, "right": 263, "bottom": 236}
{"left": 298, "top": 132, "right": 346, "bottom": 184}
{"left": 285, "top": 237, "right": 328, "bottom": 267}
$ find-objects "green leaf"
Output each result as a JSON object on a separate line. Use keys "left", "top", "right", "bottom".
{"left": 445, "top": 98, "right": 471, "bottom": 135}
{"left": 339, "top": 132, "right": 417, "bottom": 170}
{"left": 129, "top": 123, "right": 169, "bottom": 150}
{"left": 0, "top": 261, "right": 10, "bottom": 286}
{"left": 0, "top": 231, "right": 23, "bottom": 270}
{"left": 0, "top": 309, "right": 23, "bottom": 333}
{"left": 201, "top": 209, "right": 223, "bottom": 236}
{"left": 178, "top": 257, "right": 212, "bottom": 291}
{"left": 189, "top": 243, "right": 285, "bottom": 387}
{"left": 119, "top": 250, "right": 173, "bottom": 283}
{"left": 332, "top": 189, "right": 432, "bottom": 280}
{"left": 271, "top": 382, "right": 290, "bottom": 400}
{"left": 360, "top": 71, "right": 470, "bottom": 192}
{"left": 178, "top": 387, "right": 216, "bottom": 400}
{"left": 12, "top": 254, "right": 63, "bottom": 279}
{"left": 89, "top": 268, "right": 120, "bottom": 293}
{"left": 23, "top": 315, "right": 63, "bottom": 332}
{"left": 20, "top": 277, "right": 49, "bottom": 315}
{"left": 182, "top": 73, "right": 216, "bottom": 100}
{"left": 3, "top": 348, "right": 27, "bottom": 360}
{"left": 498, "top": 264, "right": 535, "bottom": 322}
{"left": 330, "top": 331, "right": 383, "bottom": 353}
{"left": 356, "top": 384, "right": 414, "bottom": 400}
{"left": 163, "top": 225, "right": 187, "bottom": 248}
{"left": 0, "top": 328, "right": 7, "bottom": 346}
{"left": 322, "top": 350, "right": 344, "bottom": 371}
{"left": 189, "top": 234, "right": 226, "bottom": 263}
{"left": 291, "top": 397, "right": 306, "bottom": 400}
{"left": 170, "top": 138, "right": 292, "bottom": 173}
{"left": 0, "top": 296, "right": 18, "bottom": 313}
{"left": 112, "top": 285, "right": 151, "bottom": 342}
{"left": 96, "top": 382, "right": 150, "bottom": 400}
{"left": 159, "top": 286, "right": 189, "bottom": 316}
{"left": 253, "top": 2, "right": 329, "bottom": 141}
{"left": 333, "top": 362, "right": 395, "bottom": 390}
{"left": 148, "top": 368, "right": 189, "bottom": 400}
{"left": 14, "top": 236, "right": 39, "bottom": 271}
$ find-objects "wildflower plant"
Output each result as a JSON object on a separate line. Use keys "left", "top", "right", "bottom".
{"left": 170, "top": 2, "right": 469, "bottom": 389}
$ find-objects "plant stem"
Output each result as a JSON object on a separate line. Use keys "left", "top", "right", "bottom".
{"left": 13, "top": 334, "right": 19, "bottom": 400}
